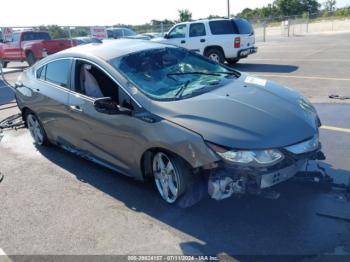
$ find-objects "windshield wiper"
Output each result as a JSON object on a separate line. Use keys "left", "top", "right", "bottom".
{"left": 175, "top": 80, "right": 191, "bottom": 99}
{"left": 168, "top": 71, "right": 221, "bottom": 78}
{"left": 215, "top": 71, "right": 240, "bottom": 77}
{"left": 167, "top": 71, "right": 239, "bottom": 80}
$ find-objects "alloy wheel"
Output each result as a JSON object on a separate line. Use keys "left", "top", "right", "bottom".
{"left": 209, "top": 53, "right": 220, "bottom": 63}
{"left": 27, "top": 114, "right": 44, "bottom": 145}
{"left": 153, "top": 152, "right": 181, "bottom": 203}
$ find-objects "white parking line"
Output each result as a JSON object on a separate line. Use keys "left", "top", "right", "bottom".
{"left": 254, "top": 74, "right": 350, "bottom": 81}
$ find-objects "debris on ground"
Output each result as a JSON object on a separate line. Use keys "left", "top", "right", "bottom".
{"left": 0, "top": 113, "right": 25, "bottom": 130}
{"left": 0, "top": 173, "right": 3, "bottom": 184}
{"left": 329, "top": 94, "right": 350, "bottom": 100}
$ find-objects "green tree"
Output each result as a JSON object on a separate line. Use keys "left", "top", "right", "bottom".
{"left": 178, "top": 9, "right": 192, "bottom": 22}
{"left": 36, "top": 25, "right": 68, "bottom": 39}
{"left": 274, "top": 0, "right": 319, "bottom": 16}
{"left": 324, "top": 0, "right": 337, "bottom": 12}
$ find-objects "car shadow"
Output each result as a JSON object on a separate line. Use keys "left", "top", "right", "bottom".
{"left": 230, "top": 63, "right": 298, "bottom": 74}
{"left": 36, "top": 144, "right": 350, "bottom": 256}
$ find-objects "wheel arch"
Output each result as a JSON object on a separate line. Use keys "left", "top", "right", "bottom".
{"left": 204, "top": 45, "right": 226, "bottom": 58}
{"left": 140, "top": 147, "right": 195, "bottom": 180}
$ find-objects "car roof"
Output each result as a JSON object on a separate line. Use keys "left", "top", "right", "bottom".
{"left": 107, "top": 27, "right": 130, "bottom": 30}
{"left": 179, "top": 18, "right": 232, "bottom": 25}
{"left": 58, "top": 39, "right": 172, "bottom": 61}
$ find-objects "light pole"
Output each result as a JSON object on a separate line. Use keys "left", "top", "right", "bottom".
{"left": 227, "top": 0, "right": 230, "bottom": 18}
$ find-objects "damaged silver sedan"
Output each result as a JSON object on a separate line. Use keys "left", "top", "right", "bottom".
{"left": 14, "top": 40, "right": 324, "bottom": 204}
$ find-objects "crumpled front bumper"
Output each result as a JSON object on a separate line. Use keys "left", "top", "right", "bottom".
{"left": 259, "top": 159, "right": 307, "bottom": 188}
{"left": 207, "top": 147, "right": 325, "bottom": 200}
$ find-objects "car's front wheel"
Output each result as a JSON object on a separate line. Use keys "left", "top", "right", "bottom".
{"left": 26, "top": 113, "right": 48, "bottom": 146}
{"left": 152, "top": 152, "right": 192, "bottom": 204}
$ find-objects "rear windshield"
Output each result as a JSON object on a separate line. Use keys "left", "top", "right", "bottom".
{"left": 234, "top": 19, "right": 254, "bottom": 35}
{"left": 22, "top": 32, "right": 51, "bottom": 41}
{"left": 209, "top": 20, "right": 238, "bottom": 35}
{"left": 209, "top": 19, "right": 253, "bottom": 35}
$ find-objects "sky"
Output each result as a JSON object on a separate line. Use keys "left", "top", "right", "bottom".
{"left": 0, "top": 0, "right": 349, "bottom": 27}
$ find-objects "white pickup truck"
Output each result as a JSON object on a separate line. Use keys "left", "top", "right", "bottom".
{"left": 153, "top": 18, "right": 257, "bottom": 64}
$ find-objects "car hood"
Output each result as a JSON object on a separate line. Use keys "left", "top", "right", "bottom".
{"left": 151, "top": 74, "right": 319, "bottom": 149}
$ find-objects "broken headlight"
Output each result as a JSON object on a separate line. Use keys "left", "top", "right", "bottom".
{"left": 284, "top": 134, "right": 319, "bottom": 154}
{"left": 207, "top": 142, "right": 284, "bottom": 166}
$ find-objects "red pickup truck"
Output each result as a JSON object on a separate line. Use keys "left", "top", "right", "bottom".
{"left": 0, "top": 31, "right": 76, "bottom": 67}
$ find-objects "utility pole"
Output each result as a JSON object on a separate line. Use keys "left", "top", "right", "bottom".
{"left": 227, "top": 0, "right": 230, "bottom": 18}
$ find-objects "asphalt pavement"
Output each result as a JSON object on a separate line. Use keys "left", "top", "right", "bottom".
{"left": 0, "top": 33, "right": 349, "bottom": 258}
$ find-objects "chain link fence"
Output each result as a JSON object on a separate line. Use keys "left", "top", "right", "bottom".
{"left": 251, "top": 10, "right": 350, "bottom": 42}
{"left": 1, "top": 10, "right": 350, "bottom": 44}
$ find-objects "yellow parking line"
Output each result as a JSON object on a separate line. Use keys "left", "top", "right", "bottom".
{"left": 255, "top": 74, "right": 350, "bottom": 81}
{"left": 321, "top": 125, "right": 350, "bottom": 133}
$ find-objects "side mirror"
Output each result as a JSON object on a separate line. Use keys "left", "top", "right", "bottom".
{"left": 94, "top": 97, "right": 131, "bottom": 115}
{"left": 164, "top": 33, "right": 169, "bottom": 39}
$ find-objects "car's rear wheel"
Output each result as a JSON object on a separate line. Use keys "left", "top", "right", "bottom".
{"left": 152, "top": 152, "right": 192, "bottom": 204}
{"left": 26, "top": 52, "right": 36, "bottom": 66}
{"left": 205, "top": 48, "right": 225, "bottom": 64}
{"left": 26, "top": 113, "right": 48, "bottom": 146}
{"left": 226, "top": 58, "right": 240, "bottom": 65}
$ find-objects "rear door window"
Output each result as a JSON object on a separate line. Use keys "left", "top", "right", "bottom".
{"left": 189, "top": 23, "right": 206, "bottom": 37}
{"left": 233, "top": 19, "right": 254, "bottom": 35}
{"left": 45, "top": 59, "right": 71, "bottom": 88}
{"left": 209, "top": 20, "right": 238, "bottom": 35}
{"left": 22, "top": 32, "right": 51, "bottom": 41}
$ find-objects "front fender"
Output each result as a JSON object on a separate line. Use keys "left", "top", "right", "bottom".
{"left": 133, "top": 119, "right": 220, "bottom": 180}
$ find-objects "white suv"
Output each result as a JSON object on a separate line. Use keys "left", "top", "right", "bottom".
{"left": 153, "top": 18, "right": 257, "bottom": 64}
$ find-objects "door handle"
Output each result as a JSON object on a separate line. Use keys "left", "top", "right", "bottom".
{"left": 200, "top": 39, "right": 206, "bottom": 43}
{"left": 181, "top": 40, "right": 186, "bottom": 44}
{"left": 69, "top": 105, "right": 83, "bottom": 112}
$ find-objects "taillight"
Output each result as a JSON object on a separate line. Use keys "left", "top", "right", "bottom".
{"left": 234, "top": 37, "right": 241, "bottom": 48}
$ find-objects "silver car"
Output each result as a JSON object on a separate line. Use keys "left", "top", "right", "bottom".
{"left": 14, "top": 40, "right": 324, "bottom": 204}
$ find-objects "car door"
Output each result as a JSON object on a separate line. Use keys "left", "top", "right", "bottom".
{"left": 33, "top": 58, "right": 73, "bottom": 144}
{"left": 2, "top": 33, "right": 21, "bottom": 60}
{"left": 186, "top": 22, "right": 208, "bottom": 55}
{"left": 67, "top": 59, "right": 145, "bottom": 176}
{"left": 164, "top": 24, "right": 188, "bottom": 48}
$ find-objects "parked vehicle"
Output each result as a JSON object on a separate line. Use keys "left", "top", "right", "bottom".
{"left": 0, "top": 31, "right": 76, "bottom": 67}
{"left": 140, "top": 32, "right": 162, "bottom": 39}
{"left": 73, "top": 37, "right": 103, "bottom": 45}
{"left": 14, "top": 40, "right": 323, "bottom": 204}
{"left": 153, "top": 18, "right": 257, "bottom": 64}
{"left": 107, "top": 28, "right": 149, "bottom": 40}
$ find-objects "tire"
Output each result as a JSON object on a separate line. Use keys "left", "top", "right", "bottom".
{"left": 26, "top": 52, "right": 36, "bottom": 66}
{"left": 25, "top": 111, "right": 49, "bottom": 146}
{"left": 226, "top": 58, "right": 240, "bottom": 65}
{"left": 0, "top": 60, "right": 8, "bottom": 68}
{"left": 152, "top": 151, "right": 193, "bottom": 204}
{"left": 205, "top": 48, "right": 225, "bottom": 64}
